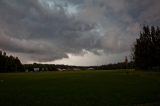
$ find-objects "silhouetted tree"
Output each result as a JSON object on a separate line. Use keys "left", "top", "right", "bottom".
{"left": 132, "top": 26, "right": 160, "bottom": 70}
{"left": 0, "top": 50, "right": 23, "bottom": 72}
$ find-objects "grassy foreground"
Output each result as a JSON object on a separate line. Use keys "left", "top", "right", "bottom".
{"left": 0, "top": 70, "right": 160, "bottom": 106}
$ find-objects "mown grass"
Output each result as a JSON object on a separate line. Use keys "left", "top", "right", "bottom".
{"left": 0, "top": 70, "right": 160, "bottom": 106}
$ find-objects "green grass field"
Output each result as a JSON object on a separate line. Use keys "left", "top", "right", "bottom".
{"left": 0, "top": 70, "right": 160, "bottom": 106}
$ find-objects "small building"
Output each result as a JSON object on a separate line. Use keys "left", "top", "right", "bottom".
{"left": 57, "top": 68, "right": 66, "bottom": 71}
{"left": 34, "top": 68, "right": 40, "bottom": 72}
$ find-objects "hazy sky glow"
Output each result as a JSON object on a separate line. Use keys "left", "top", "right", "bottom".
{"left": 0, "top": 0, "right": 160, "bottom": 66}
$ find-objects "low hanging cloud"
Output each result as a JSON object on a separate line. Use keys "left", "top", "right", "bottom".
{"left": 0, "top": 0, "right": 160, "bottom": 65}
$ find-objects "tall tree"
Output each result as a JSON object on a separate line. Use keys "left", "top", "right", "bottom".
{"left": 0, "top": 50, "right": 23, "bottom": 72}
{"left": 132, "top": 26, "right": 160, "bottom": 70}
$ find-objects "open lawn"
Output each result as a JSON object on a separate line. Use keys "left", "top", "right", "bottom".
{"left": 0, "top": 70, "right": 160, "bottom": 106}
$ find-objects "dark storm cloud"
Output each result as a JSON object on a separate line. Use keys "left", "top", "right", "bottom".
{"left": 0, "top": 0, "right": 160, "bottom": 64}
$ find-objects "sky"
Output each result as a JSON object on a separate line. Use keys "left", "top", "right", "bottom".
{"left": 0, "top": 0, "right": 160, "bottom": 66}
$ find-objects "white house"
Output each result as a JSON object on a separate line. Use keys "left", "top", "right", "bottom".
{"left": 34, "top": 68, "right": 40, "bottom": 72}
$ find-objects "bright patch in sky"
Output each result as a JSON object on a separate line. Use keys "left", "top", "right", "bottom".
{"left": 44, "top": 50, "right": 128, "bottom": 66}
{"left": 66, "top": 5, "right": 79, "bottom": 15}
{"left": 38, "top": 0, "right": 78, "bottom": 15}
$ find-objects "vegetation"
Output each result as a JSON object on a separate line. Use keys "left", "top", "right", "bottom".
{"left": 132, "top": 26, "right": 160, "bottom": 70}
{"left": 0, "top": 70, "right": 160, "bottom": 106}
{"left": 95, "top": 61, "right": 134, "bottom": 70}
{"left": 0, "top": 50, "right": 23, "bottom": 72}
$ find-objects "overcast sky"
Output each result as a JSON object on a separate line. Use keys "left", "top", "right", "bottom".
{"left": 0, "top": 0, "right": 160, "bottom": 66}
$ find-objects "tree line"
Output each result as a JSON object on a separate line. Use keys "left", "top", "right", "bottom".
{"left": 23, "top": 61, "right": 134, "bottom": 72}
{"left": 0, "top": 50, "right": 23, "bottom": 72}
{"left": 93, "top": 61, "right": 134, "bottom": 70}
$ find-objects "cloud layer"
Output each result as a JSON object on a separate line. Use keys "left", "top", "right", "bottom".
{"left": 0, "top": 0, "right": 160, "bottom": 65}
